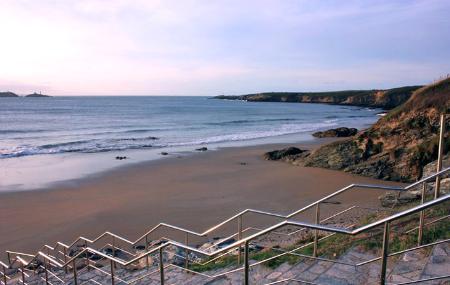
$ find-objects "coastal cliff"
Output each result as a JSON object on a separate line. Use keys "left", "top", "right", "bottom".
{"left": 214, "top": 86, "right": 421, "bottom": 109}
{"left": 304, "top": 78, "right": 450, "bottom": 182}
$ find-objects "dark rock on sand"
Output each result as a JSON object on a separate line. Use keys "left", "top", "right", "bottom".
{"left": 379, "top": 192, "right": 421, "bottom": 207}
{"left": 196, "top": 147, "right": 208, "bottom": 151}
{"left": 115, "top": 156, "right": 128, "bottom": 160}
{"left": 161, "top": 152, "right": 169, "bottom": 155}
{"left": 264, "top": 147, "right": 309, "bottom": 161}
{"left": 312, "top": 127, "right": 358, "bottom": 138}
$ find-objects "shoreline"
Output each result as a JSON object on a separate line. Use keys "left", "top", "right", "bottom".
{"left": 0, "top": 138, "right": 404, "bottom": 259}
{"left": 0, "top": 134, "right": 340, "bottom": 192}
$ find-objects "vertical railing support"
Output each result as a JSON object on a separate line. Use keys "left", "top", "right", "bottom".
{"left": 84, "top": 241, "right": 89, "bottom": 270}
{"left": 418, "top": 182, "right": 426, "bottom": 246}
{"left": 435, "top": 114, "right": 446, "bottom": 199}
{"left": 185, "top": 233, "right": 189, "bottom": 269}
{"left": 6, "top": 253, "right": 10, "bottom": 265}
{"left": 112, "top": 236, "right": 116, "bottom": 257}
{"left": 21, "top": 264, "right": 25, "bottom": 285}
{"left": 63, "top": 247, "right": 68, "bottom": 274}
{"left": 73, "top": 260, "right": 78, "bottom": 285}
{"left": 380, "top": 222, "right": 390, "bottom": 285}
{"left": 112, "top": 236, "right": 117, "bottom": 269}
{"left": 159, "top": 247, "right": 164, "bottom": 285}
{"left": 110, "top": 260, "right": 115, "bottom": 285}
{"left": 244, "top": 240, "right": 249, "bottom": 285}
{"left": 238, "top": 215, "right": 243, "bottom": 265}
{"left": 145, "top": 235, "right": 150, "bottom": 269}
{"left": 313, "top": 203, "right": 320, "bottom": 257}
{"left": 44, "top": 259, "right": 49, "bottom": 285}
{"left": 2, "top": 265, "right": 7, "bottom": 285}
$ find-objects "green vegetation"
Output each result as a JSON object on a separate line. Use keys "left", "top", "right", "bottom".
{"left": 188, "top": 202, "right": 449, "bottom": 272}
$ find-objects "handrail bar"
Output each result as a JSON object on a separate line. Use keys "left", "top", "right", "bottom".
{"left": 8, "top": 166, "right": 448, "bottom": 262}
{"left": 6, "top": 194, "right": 449, "bottom": 269}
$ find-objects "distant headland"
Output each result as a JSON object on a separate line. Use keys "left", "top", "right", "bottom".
{"left": 0, "top": 91, "right": 51, "bottom": 97}
{"left": 213, "top": 85, "right": 422, "bottom": 109}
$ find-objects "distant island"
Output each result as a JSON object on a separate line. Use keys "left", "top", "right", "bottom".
{"left": 0, "top": 91, "right": 19, "bottom": 97}
{"left": 214, "top": 85, "right": 422, "bottom": 109}
{"left": 0, "top": 91, "right": 51, "bottom": 97}
{"left": 25, "top": 92, "right": 51, "bottom": 97}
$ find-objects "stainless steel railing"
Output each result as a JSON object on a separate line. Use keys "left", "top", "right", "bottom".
{"left": 1, "top": 165, "right": 449, "bottom": 285}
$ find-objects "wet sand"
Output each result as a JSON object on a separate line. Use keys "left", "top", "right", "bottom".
{"left": 0, "top": 141, "right": 404, "bottom": 258}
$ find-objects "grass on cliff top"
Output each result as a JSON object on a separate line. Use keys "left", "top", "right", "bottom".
{"left": 188, "top": 202, "right": 449, "bottom": 272}
{"left": 384, "top": 77, "right": 450, "bottom": 120}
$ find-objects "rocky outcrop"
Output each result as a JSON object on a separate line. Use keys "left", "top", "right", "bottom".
{"left": 214, "top": 86, "right": 421, "bottom": 109}
{"left": 263, "top": 147, "right": 309, "bottom": 162}
{"left": 312, "top": 127, "right": 358, "bottom": 138}
{"left": 0, "top": 91, "right": 18, "bottom": 97}
{"left": 25, "top": 92, "right": 51, "bottom": 97}
{"left": 303, "top": 77, "right": 450, "bottom": 182}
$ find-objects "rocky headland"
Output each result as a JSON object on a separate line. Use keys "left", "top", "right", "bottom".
{"left": 0, "top": 91, "right": 19, "bottom": 97}
{"left": 214, "top": 85, "right": 421, "bottom": 109}
{"left": 265, "top": 77, "right": 450, "bottom": 183}
{"left": 0, "top": 91, "right": 51, "bottom": 97}
{"left": 25, "top": 92, "right": 51, "bottom": 97}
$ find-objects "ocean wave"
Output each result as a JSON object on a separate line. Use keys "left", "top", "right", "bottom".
{"left": 162, "top": 121, "right": 338, "bottom": 147}
{"left": 0, "top": 136, "right": 158, "bottom": 158}
{"left": 0, "top": 129, "right": 47, "bottom": 134}
{"left": 206, "top": 118, "right": 298, "bottom": 126}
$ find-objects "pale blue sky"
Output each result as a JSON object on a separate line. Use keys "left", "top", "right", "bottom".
{"left": 0, "top": 0, "right": 449, "bottom": 95}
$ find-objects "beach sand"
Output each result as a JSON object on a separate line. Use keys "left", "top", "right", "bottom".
{"left": 0, "top": 141, "right": 404, "bottom": 258}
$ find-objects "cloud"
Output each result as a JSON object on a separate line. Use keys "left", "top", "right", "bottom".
{"left": 0, "top": 0, "right": 449, "bottom": 95}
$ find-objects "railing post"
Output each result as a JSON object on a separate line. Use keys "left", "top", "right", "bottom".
{"left": 145, "top": 235, "right": 150, "bottom": 269}
{"left": 238, "top": 215, "right": 243, "bottom": 265}
{"left": 185, "top": 233, "right": 189, "bottom": 269}
{"left": 84, "top": 241, "right": 89, "bottom": 270}
{"left": 159, "top": 247, "right": 164, "bottom": 285}
{"left": 63, "top": 247, "right": 68, "bottom": 274}
{"left": 418, "top": 182, "right": 426, "bottom": 246}
{"left": 6, "top": 253, "right": 10, "bottom": 265}
{"left": 44, "top": 259, "right": 49, "bottom": 285}
{"left": 380, "top": 222, "right": 390, "bottom": 285}
{"left": 313, "top": 203, "right": 320, "bottom": 257}
{"left": 435, "top": 113, "right": 446, "bottom": 199}
{"left": 112, "top": 236, "right": 117, "bottom": 269}
{"left": 73, "top": 260, "right": 78, "bottom": 285}
{"left": 20, "top": 264, "right": 25, "bottom": 285}
{"left": 2, "top": 265, "right": 7, "bottom": 285}
{"left": 110, "top": 260, "right": 115, "bottom": 285}
{"left": 244, "top": 240, "right": 249, "bottom": 285}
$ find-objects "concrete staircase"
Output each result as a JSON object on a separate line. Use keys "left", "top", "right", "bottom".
{"left": 13, "top": 242, "right": 449, "bottom": 284}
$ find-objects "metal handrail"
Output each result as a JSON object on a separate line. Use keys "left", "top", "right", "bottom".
{"left": 5, "top": 194, "right": 449, "bottom": 268}
{"left": 2, "top": 167, "right": 449, "bottom": 285}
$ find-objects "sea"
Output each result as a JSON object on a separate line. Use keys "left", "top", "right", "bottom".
{"left": 0, "top": 96, "right": 381, "bottom": 191}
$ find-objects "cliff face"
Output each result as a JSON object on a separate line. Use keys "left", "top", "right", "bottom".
{"left": 215, "top": 86, "right": 422, "bottom": 109}
{"left": 304, "top": 78, "right": 450, "bottom": 182}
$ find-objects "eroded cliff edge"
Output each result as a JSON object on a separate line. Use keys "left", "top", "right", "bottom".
{"left": 214, "top": 86, "right": 422, "bottom": 109}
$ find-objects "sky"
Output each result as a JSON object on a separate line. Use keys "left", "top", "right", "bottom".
{"left": 0, "top": 0, "right": 449, "bottom": 95}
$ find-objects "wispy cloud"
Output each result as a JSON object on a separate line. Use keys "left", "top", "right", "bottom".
{"left": 0, "top": 0, "right": 449, "bottom": 95}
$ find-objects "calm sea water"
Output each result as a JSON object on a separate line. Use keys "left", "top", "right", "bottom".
{"left": 0, "top": 96, "right": 380, "bottom": 158}
{"left": 0, "top": 96, "right": 381, "bottom": 190}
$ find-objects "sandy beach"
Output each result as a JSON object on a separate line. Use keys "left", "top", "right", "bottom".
{"left": 0, "top": 141, "right": 404, "bottom": 259}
